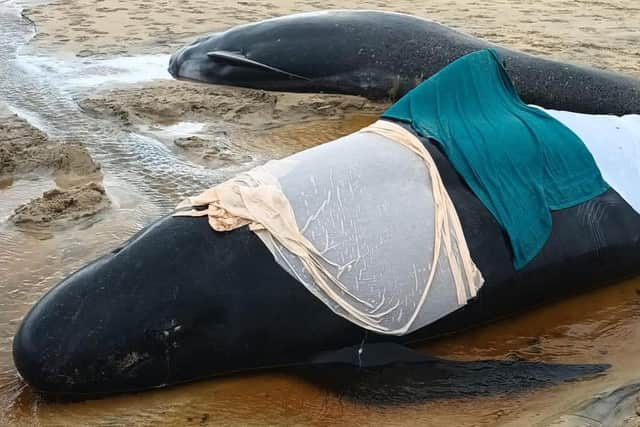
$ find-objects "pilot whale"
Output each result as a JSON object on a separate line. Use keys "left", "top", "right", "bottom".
{"left": 12, "top": 119, "right": 640, "bottom": 396}
{"left": 168, "top": 10, "right": 640, "bottom": 115}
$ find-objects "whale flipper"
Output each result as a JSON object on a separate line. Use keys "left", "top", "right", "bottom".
{"left": 206, "top": 50, "right": 310, "bottom": 80}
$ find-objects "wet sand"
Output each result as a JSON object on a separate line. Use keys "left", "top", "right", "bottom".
{"left": 79, "top": 80, "right": 383, "bottom": 168}
{"left": 0, "top": 0, "right": 639, "bottom": 425}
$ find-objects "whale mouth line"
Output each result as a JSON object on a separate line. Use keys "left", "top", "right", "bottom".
{"left": 207, "top": 50, "right": 311, "bottom": 81}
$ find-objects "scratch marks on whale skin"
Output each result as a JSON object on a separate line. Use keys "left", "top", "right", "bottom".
{"left": 576, "top": 197, "right": 611, "bottom": 256}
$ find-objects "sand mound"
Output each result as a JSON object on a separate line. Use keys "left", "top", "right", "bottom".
{"left": 79, "top": 80, "right": 384, "bottom": 128}
{"left": 0, "top": 109, "right": 102, "bottom": 182}
{"left": 10, "top": 182, "right": 110, "bottom": 225}
{"left": 1, "top": 110, "right": 48, "bottom": 174}
{"left": 1, "top": 106, "right": 107, "bottom": 227}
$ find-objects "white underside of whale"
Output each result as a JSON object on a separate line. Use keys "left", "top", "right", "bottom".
{"left": 536, "top": 107, "right": 640, "bottom": 213}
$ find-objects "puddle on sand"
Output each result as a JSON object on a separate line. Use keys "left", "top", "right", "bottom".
{"left": 162, "top": 121, "right": 206, "bottom": 136}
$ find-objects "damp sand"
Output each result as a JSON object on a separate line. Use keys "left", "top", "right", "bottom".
{"left": 79, "top": 80, "right": 384, "bottom": 168}
{"left": 0, "top": 0, "right": 639, "bottom": 426}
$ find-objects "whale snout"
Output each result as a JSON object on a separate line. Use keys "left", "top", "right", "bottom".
{"left": 168, "top": 47, "right": 184, "bottom": 78}
{"left": 11, "top": 215, "right": 277, "bottom": 396}
{"left": 12, "top": 216, "right": 228, "bottom": 396}
{"left": 168, "top": 54, "right": 178, "bottom": 77}
{"left": 12, "top": 255, "right": 172, "bottom": 396}
{"left": 168, "top": 33, "right": 223, "bottom": 81}
{"left": 167, "top": 44, "right": 215, "bottom": 83}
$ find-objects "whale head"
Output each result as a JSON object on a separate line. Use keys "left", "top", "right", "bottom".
{"left": 168, "top": 30, "right": 313, "bottom": 90}
{"left": 167, "top": 11, "right": 424, "bottom": 99}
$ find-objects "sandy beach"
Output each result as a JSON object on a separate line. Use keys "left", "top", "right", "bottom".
{"left": 1, "top": 0, "right": 640, "bottom": 425}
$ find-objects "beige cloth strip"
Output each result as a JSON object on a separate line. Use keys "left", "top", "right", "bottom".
{"left": 175, "top": 120, "right": 483, "bottom": 334}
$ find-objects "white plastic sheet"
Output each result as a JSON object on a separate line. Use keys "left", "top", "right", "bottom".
{"left": 257, "top": 128, "right": 482, "bottom": 334}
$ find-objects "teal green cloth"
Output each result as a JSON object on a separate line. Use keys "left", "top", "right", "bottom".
{"left": 383, "top": 49, "right": 608, "bottom": 269}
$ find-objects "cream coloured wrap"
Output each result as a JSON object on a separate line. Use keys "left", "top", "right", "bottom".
{"left": 175, "top": 120, "right": 484, "bottom": 335}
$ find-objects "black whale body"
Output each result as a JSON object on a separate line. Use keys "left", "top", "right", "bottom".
{"left": 13, "top": 124, "right": 640, "bottom": 396}
{"left": 168, "top": 10, "right": 640, "bottom": 115}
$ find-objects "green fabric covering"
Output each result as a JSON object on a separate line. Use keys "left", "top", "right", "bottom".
{"left": 382, "top": 49, "right": 608, "bottom": 269}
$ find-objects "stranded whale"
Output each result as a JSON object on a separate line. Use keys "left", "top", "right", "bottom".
{"left": 168, "top": 10, "right": 640, "bottom": 115}
{"left": 12, "top": 119, "right": 640, "bottom": 396}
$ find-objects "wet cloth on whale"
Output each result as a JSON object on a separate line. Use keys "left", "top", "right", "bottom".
{"left": 535, "top": 108, "right": 640, "bottom": 214}
{"left": 382, "top": 49, "right": 609, "bottom": 270}
{"left": 175, "top": 120, "right": 484, "bottom": 335}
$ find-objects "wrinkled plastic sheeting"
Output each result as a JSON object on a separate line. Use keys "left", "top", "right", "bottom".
{"left": 261, "top": 132, "right": 473, "bottom": 335}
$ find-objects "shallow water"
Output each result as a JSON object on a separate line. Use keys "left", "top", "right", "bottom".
{"left": 1, "top": 0, "right": 640, "bottom": 425}
{"left": 18, "top": 53, "right": 173, "bottom": 89}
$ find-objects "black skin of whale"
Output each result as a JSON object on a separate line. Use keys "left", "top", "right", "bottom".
{"left": 13, "top": 123, "right": 640, "bottom": 397}
{"left": 168, "top": 10, "right": 640, "bottom": 115}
